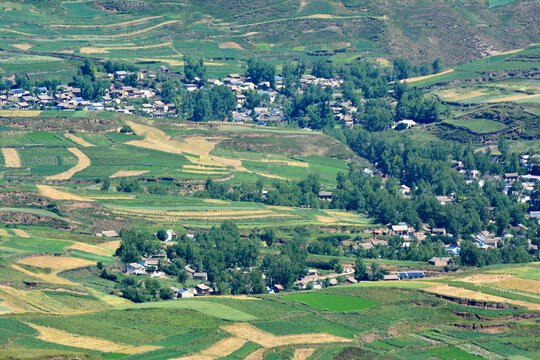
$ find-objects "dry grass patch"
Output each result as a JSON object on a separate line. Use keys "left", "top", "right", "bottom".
{"left": 183, "top": 169, "right": 228, "bottom": 174}
{"left": 68, "top": 243, "right": 113, "bottom": 257}
{"left": 202, "top": 199, "right": 229, "bottom": 204}
{"left": 26, "top": 323, "right": 161, "bottom": 353}
{"left": 12, "top": 43, "right": 32, "bottom": 50}
{"left": 221, "top": 323, "right": 353, "bottom": 348}
{"left": 46, "top": 148, "right": 90, "bottom": 180}
{"left": 245, "top": 348, "right": 266, "bottom": 360}
{"left": 18, "top": 255, "right": 94, "bottom": 271}
{"left": 0, "top": 110, "right": 41, "bottom": 117}
{"left": 64, "top": 133, "right": 94, "bottom": 147}
{"left": 110, "top": 170, "right": 149, "bottom": 178}
{"left": 12, "top": 229, "right": 29, "bottom": 237}
{"left": 52, "top": 16, "right": 162, "bottom": 28}
{"left": 0, "top": 228, "right": 10, "bottom": 237}
{"left": 2, "top": 148, "right": 21, "bottom": 167}
{"left": 37, "top": 185, "right": 91, "bottom": 202}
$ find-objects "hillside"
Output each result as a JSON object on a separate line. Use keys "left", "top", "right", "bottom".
{"left": 0, "top": 0, "right": 538, "bottom": 77}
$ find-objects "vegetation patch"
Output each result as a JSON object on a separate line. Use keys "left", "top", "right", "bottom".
{"left": 283, "top": 293, "right": 379, "bottom": 312}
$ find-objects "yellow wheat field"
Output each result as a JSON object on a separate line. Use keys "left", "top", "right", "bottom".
{"left": 64, "top": 133, "right": 94, "bottom": 147}
{"left": 2, "top": 148, "right": 21, "bottom": 167}
{"left": 11, "top": 43, "right": 32, "bottom": 50}
{"left": 68, "top": 20, "right": 179, "bottom": 39}
{"left": 46, "top": 148, "right": 90, "bottom": 180}
{"left": 400, "top": 69, "right": 454, "bottom": 84}
{"left": 0, "top": 228, "right": 10, "bottom": 237}
{"left": 36, "top": 185, "right": 92, "bottom": 202}
{"left": 79, "top": 42, "right": 172, "bottom": 54}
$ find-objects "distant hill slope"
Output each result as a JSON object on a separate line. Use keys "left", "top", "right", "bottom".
{"left": 0, "top": 0, "right": 537, "bottom": 71}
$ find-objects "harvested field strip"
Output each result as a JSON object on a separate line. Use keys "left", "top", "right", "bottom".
{"left": 182, "top": 170, "right": 228, "bottom": 174}
{"left": 0, "top": 28, "right": 33, "bottom": 36}
{"left": 494, "top": 278, "right": 540, "bottom": 295}
{"left": 226, "top": 14, "right": 386, "bottom": 28}
{"left": 25, "top": 322, "right": 161, "bottom": 354}
{"left": 221, "top": 323, "right": 353, "bottom": 348}
{"left": 11, "top": 264, "right": 75, "bottom": 286}
{"left": 424, "top": 284, "right": 540, "bottom": 311}
{"left": 485, "top": 93, "right": 540, "bottom": 103}
{"left": 248, "top": 159, "right": 309, "bottom": 168}
{"left": 0, "top": 285, "right": 70, "bottom": 313}
{"left": 51, "top": 16, "right": 163, "bottom": 28}
{"left": 400, "top": 69, "right": 454, "bottom": 83}
{"left": 18, "top": 255, "right": 94, "bottom": 271}
{"left": 46, "top": 148, "right": 90, "bottom": 180}
{"left": 79, "top": 42, "right": 172, "bottom": 54}
{"left": 36, "top": 185, "right": 92, "bottom": 202}
{"left": 2, "top": 148, "right": 21, "bottom": 167}
{"left": 68, "top": 20, "right": 179, "bottom": 38}
{"left": 183, "top": 165, "right": 227, "bottom": 170}
{"left": 0, "top": 228, "right": 10, "bottom": 237}
{"left": 245, "top": 348, "right": 266, "bottom": 360}
{"left": 0, "top": 110, "right": 42, "bottom": 117}
{"left": 110, "top": 170, "right": 149, "bottom": 178}
{"left": 64, "top": 133, "right": 94, "bottom": 147}
{"left": 176, "top": 337, "right": 248, "bottom": 360}
{"left": 11, "top": 43, "right": 32, "bottom": 50}
{"left": 68, "top": 243, "right": 113, "bottom": 257}
{"left": 460, "top": 274, "right": 514, "bottom": 284}
{"left": 11, "top": 229, "right": 29, "bottom": 237}
{"left": 98, "top": 240, "right": 121, "bottom": 252}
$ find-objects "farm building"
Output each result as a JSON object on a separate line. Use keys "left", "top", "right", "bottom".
{"left": 383, "top": 274, "right": 400, "bottom": 281}
{"left": 397, "top": 271, "right": 425, "bottom": 280}
{"left": 195, "top": 284, "right": 213, "bottom": 296}
{"left": 176, "top": 288, "right": 195, "bottom": 299}
{"left": 318, "top": 191, "right": 333, "bottom": 201}
{"left": 445, "top": 245, "right": 460, "bottom": 255}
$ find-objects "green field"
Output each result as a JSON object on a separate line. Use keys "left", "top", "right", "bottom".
{"left": 444, "top": 118, "right": 508, "bottom": 134}
{"left": 283, "top": 293, "right": 379, "bottom": 312}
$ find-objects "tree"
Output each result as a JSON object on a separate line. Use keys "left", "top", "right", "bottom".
{"left": 156, "top": 230, "right": 168, "bottom": 241}
{"left": 101, "top": 178, "right": 111, "bottom": 191}
{"left": 354, "top": 257, "right": 369, "bottom": 281}
{"left": 80, "top": 59, "right": 97, "bottom": 80}
{"left": 312, "top": 59, "right": 333, "bottom": 79}
{"left": 431, "top": 58, "right": 443, "bottom": 74}
{"left": 246, "top": 58, "right": 276, "bottom": 87}
{"left": 192, "top": 91, "right": 211, "bottom": 122}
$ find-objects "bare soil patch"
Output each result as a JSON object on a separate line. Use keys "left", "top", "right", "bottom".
{"left": 219, "top": 42, "right": 243, "bottom": 50}
{"left": 294, "top": 348, "right": 315, "bottom": 360}
{"left": 460, "top": 274, "right": 514, "bottom": 284}
{"left": 69, "top": 243, "right": 113, "bottom": 256}
{"left": 18, "top": 255, "right": 94, "bottom": 271}
{"left": 11, "top": 229, "right": 29, "bottom": 237}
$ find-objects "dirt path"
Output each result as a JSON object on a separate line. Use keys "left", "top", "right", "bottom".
{"left": 46, "top": 147, "right": 90, "bottom": 180}
{"left": 2, "top": 148, "right": 21, "bottom": 167}
{"left": 68, "top": 20, "right": 179, "bottom": 38}
{"left": 64, "top": 133, "right": 94, "bottom": 147}
{"left": 25, "top": 322, "right": 161, "bottom": 354}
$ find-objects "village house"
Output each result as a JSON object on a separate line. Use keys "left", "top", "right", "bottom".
{"left": 391, "top": 223, "right": 414, "bottom": 237}
{"left": 428, "top": 257, "right": 451, "bottom": 266}
{"left": 126, "top": 263, "right": 146, "bottom": 275}
{"left": 318, "top": 191, "right": 333, "bottom": 201}
{"left": 195, "top": 284, "right": 213, "bottom": 296}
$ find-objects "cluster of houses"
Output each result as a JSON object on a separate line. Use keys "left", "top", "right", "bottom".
{"left": 2, "top": 69, "right": 362, "bottom": 126}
